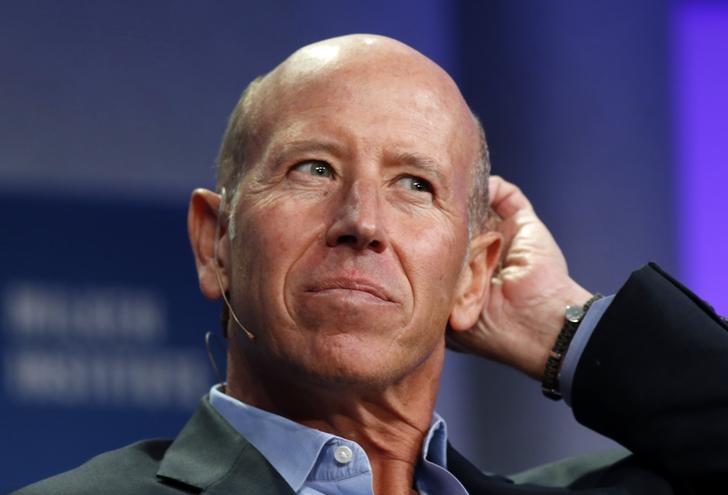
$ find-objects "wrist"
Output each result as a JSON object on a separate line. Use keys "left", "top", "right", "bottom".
{"left": 541, "top": 291, "right": 602, "bottom": 400}
{"left": 530, "top": 284, "right": 593, "bottom": 380}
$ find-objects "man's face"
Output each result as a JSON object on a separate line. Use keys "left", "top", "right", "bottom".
{"left": 225, "top": 48, "right": 479, "bottom": 388}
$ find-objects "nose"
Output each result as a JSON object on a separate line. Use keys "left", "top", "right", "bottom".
{"left": 325, "top": 180, "right": 386, "bottom": 252}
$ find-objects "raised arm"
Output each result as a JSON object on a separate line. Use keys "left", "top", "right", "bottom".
{"left": 448, "top": 175, "right": 592, "bottom": 380}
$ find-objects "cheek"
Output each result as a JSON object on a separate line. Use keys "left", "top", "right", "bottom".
{"left": 403, "top": 224, "right": 468, "bottom": 312}
{"left": 232, "top": 192, "right": 335, "bottom": 333}
{"left": 238, "top": 201, "right": 324, "bottom": 287}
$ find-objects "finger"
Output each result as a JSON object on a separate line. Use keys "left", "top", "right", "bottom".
{"left": 493, "top": 216, "right": 519, "bottom": 265}
{"left": 489, "top": 176, "right": 534, "bottom": 219}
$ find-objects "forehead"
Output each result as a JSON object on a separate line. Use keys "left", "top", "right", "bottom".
{"left": 249, "top": 60, "right": 476, "bottom": 176}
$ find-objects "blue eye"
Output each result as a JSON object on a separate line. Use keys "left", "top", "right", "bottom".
{"left": 294, "top": 161, "right": 333, "bottom": 178}
{"left": 397, "top": 176, "right": 433, "bottom": 194}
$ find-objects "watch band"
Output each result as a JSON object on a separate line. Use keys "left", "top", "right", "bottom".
{"left": 542, "top": 293, "right": 604, "bottom": 400}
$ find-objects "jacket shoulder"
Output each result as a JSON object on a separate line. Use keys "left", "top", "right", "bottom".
{"left": 11, "top": 439, "right": 175, "bottom": 495}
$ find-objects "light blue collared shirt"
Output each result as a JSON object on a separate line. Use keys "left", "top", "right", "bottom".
{"left": 209, "top": 385, "right": 468, "bottom": 495}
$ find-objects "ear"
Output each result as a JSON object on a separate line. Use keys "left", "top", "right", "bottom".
{"left": 449, "top": 231, "right": 502, "bottom": 331}
{"left": 188, "top": 188, "right": 227, "bottom": 300}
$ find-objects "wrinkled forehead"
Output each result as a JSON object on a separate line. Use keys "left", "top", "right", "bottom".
{"left": 243, "top": 37, "right": 480, "bottom": 174}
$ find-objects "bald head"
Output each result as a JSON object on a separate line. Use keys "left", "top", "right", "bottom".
{"left": 216, "top": 34, "right": 490, "bottom": 233}
{"left": 268, "top": 35, "right": 464, "bottom": 104}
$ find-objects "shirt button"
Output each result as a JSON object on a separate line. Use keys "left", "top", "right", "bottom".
{"left": 334, "top": 445, "right": 353, "bottom": 464}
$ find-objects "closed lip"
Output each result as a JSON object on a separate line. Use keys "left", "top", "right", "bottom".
{"left": 306, "top": 279, "right": 393, "bottom": 302}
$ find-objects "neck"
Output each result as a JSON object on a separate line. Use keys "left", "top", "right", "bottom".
{"left": 225, "top": 342, "right": 445, "bottom": 495}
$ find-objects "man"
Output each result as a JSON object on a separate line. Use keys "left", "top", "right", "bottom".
{"left": 14, "top": 34, "right": 728, "bottom": 494}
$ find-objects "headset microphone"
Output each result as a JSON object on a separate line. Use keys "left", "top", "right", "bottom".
{"left": 213, "top": 187, "right": 255, "bottom": 341}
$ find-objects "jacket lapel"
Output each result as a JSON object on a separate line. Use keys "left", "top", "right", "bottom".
{"left": 156, "top": 397, "right": 295, "bottom": 494}
{"left": 448, "top": 444, "right": 578, "bottom": 495}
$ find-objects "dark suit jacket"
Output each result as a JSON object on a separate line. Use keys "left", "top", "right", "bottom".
{"left": 12, "top": 264, "right": 728, "bottom": 494}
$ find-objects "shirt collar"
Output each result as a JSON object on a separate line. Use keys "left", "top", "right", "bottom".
{"left": 208, "top": 384, "right": 450, "bottom": 491}
{"left": 423, "top": 412, "right": 448, "bottom": 467}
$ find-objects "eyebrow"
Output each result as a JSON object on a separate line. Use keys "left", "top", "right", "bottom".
{"left": 391, "top": 151, "right": 448, "bottom": 185}
{"left": 270, "top": 139, "right": 345, "bottom": 167}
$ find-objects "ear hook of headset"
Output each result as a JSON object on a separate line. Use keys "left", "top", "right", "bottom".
{"left": 213, "top": 187, "right": 256, "bottom": 341}
{"left": 204, "top": 330, "right": 226, "bottom": 384}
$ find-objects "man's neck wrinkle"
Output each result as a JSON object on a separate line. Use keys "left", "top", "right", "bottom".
{"left": 225, "top": 336, "right": 442, "bottom": 427}
{"left": 228, "top": 374, "right": 431, "bottom": 462}
{"left": 225, "top": 337, "right": 445, "bottom": 495}
{"left": 302, "top": 405, "right": 427, "bottom": 460}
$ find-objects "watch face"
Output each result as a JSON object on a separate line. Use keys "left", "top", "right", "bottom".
{"left": 565, "top": 305, "right": 585, "bottom": 323}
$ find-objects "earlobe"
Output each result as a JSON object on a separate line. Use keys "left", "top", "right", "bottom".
{"left": 449, "top": 231, "right": 502, "bottom": 331}
{"left": 188, "top": 188, "right": 227, "bottom": 300}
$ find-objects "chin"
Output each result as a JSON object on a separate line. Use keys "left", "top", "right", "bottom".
{"left": 301, "top": 364, "right": 410, "bottom": 391}
{"left": 286, "top": 335, "right": 436, "bottom": 391}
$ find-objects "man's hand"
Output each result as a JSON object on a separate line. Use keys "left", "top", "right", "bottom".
{"left": 448, "top": 176, "right": 592, "bottom": 380}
